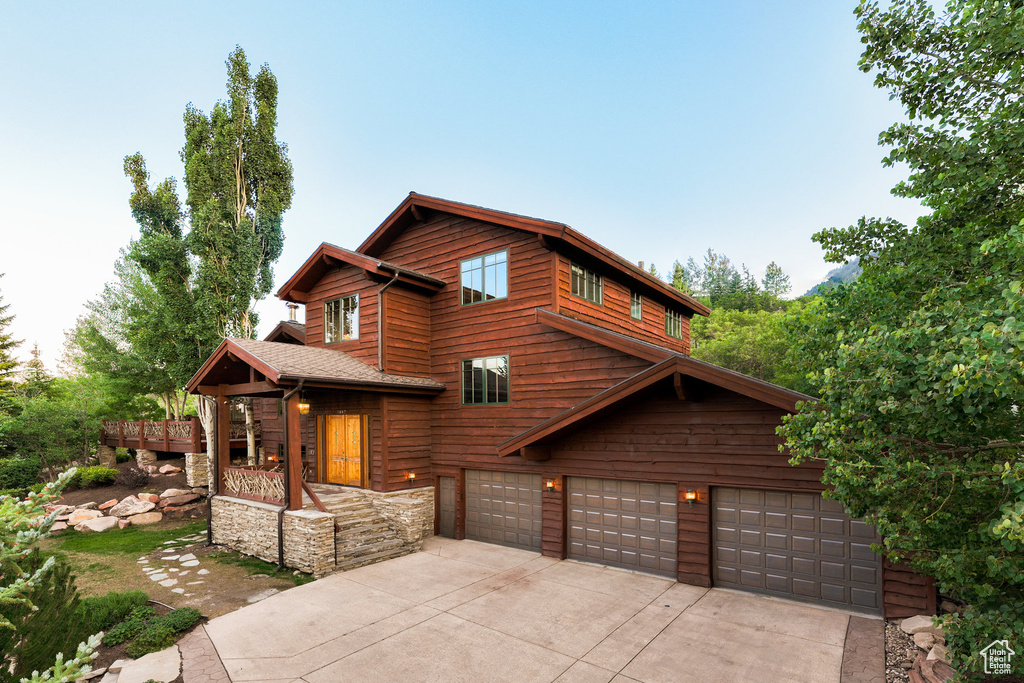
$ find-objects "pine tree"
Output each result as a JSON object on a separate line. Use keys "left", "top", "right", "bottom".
{"left": 0, "top": 275, "right": 20, "bottom": 401}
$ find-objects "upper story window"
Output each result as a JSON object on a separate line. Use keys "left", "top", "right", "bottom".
{"left": 571, "top": 263, "right": 602, "bottom": 304}
{"left": 461, "top": 250, "right": 508, "bottom": 305}
{"left": 665, "top": 310, "right": 683, "bottom": 340}
{"left": 325, "top": 294, "right": 358, "bottom": 342}
{"left": 630, "top": 291, "right": 643, "bottom": 320}
{"left": 462, "top": 355, "right": 509, "bottom": 405}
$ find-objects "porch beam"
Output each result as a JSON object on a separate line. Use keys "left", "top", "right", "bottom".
{"left": 285, "top": 392, "right": 303, "bottom": 510}
{"left": 197, "top": 381, "right": 281, "bottom": 397}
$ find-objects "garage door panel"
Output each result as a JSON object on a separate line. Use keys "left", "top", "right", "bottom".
{"left": 713, "top": 488, "right": 883, "bottom": 614}
{"left": 465, "top": 471, "right": 541, "bottom": 551}
{"left": 568, "top": 477, "right": 677, "bottom": 578}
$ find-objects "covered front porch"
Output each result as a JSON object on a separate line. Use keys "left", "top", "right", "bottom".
{"left": 186, "top": 337, "right": 444, "bottom": 576}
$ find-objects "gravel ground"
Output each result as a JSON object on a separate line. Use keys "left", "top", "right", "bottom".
{"left": 885, "top": 620, "right": 921, "bottom": 683}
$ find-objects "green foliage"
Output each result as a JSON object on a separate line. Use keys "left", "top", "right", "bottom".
{"left": 125, "top": 623, "right": 175, "bottom": 659}
{"left": 780, "top": 1, "right": 1024, "bottom": 677}
{"left": 114, "top": 465, "right": 150, "bottom": 489}
{"left": 70, "top": 466, "right": 118, "bottom": 489}
{"left": 210, "top": 550, "right": 313, "bottom": 586}
{"left": 0, "top": 456, "right": 41, "bottom": 490}
{"left": 77, "top": 590, "right": 149, "bottom": 633}
{"left": 0, "top": 275, "right": 20, "bottom": 405}
{"left": 115, "top": 450, "right": 133, "bottom": 464}
{"left": 0, "top": 550, "right": 85, "bottom": 683}
{"left": 802, "top": 258, "right": 861, "bottom": 297}
{"left": 102, "top": 605, "right": 155, "bottom": 646}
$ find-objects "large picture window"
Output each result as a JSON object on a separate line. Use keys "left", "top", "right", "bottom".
{"left": 571, "top": 263, "right": 602, "bottom": 304}
{"left": 461, "top": 355, "right": 510, "bottom": 405}
{"left": 665, "top": 310, "right": 683, "bottom": 340}
{"left": 325, "top": 295, "right": 358, "bottom": 342}
{"left": 461, "top": 250, "right": 508, "bottom": 305}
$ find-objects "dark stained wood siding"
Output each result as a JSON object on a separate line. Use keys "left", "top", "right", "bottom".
{"left": 254, "top": 398, "right": 316, "bottom": 477}
{"left": 382, "top": 395, "right": 433, "bottom": 491}
{"left": 554, "top": 254, "right": 691, "bottom": 354}
{"left": 307, "top": 391, "right": 383, "bottom": 489}
{"left": 882, "top": 559, "right": 936, "bottom": 618}
{"left": 383, "top": 287, "right": 431, "bottom": 377}
{"left": 304, "top": 266, "right": 380, "bottom": 367}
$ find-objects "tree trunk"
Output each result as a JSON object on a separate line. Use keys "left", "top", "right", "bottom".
{"left": 163, "top": 393, "right": 172, "bottom": 420}
{"left": 244, "top": 398, "right": 256, "bottom": 466}
{"left": 196, "top": 395, "right": 216, "bottom": 488}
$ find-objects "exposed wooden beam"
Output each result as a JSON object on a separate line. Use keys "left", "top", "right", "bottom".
{"left": 286, "top": 393, "right": 303, "bottom": 510}
{"left": 410, "top": 204, "right": 425, "bottom": 222}
{"left": 674, "top": 374, "right": 687, "bottom": 401}
{"left": 537, "top": 234, "right": 553, "bottom": 250}
{"left": 520, "top": 446, "right": 551, "bottom": 461}
{"left": 290, "top": 290, "right": 310, "bottom": 303}
{"left": 197, "top": 381, "right": 281, "bottom": 397}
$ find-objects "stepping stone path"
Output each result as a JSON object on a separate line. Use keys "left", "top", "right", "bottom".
{"left": 144, "top": 533, "right": 210, "bottom": 593}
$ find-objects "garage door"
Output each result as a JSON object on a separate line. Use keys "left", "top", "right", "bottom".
{"left": 465, "top": 471, "right": 542, "bottom": 550}
{"left": 713, "top": 488, "right": 883, "bottom": 613}
{"left": 568, "top": 478, "right": 677, "bottom": 578}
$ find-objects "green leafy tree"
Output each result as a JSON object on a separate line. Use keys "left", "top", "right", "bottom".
{"left": 0, "top": 275, "right": 19, "bottom": 406}
{"left": 761, "top": 261, "right": 791, "bottom": 298}
{"left": 779, "top": 1, "right": 1024, "bottom": 676}
{"left": 119, "top": 46, "right": 293, "bottom": 463}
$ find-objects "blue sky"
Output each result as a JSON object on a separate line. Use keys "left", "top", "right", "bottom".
{"left": 0, "top": 2, "right": 923, "bottom": 370}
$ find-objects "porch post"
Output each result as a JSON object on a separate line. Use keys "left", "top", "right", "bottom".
{"left": 285, "top": 392, "right": 302, "bottom": 510}
{"left": 217, "top": 391, "right": 230, "bottom": 496}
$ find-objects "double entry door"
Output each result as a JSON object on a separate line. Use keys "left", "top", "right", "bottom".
{"left": 321, "top": 414, "right": 364, "bottom": 487}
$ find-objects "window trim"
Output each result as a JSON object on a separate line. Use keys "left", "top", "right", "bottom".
{"left": 665, "top": 309, "right": 683, "bottom": 340}
{"left": 570, "top": 263, "right": 603, "bottom": 305}
{"left": 630, "top": 291, "right": 643, "bottom": 320}
{"left": 324, "top": 294, "right": 359, "bottom": 343}
{"left": 460, "top": 249, "right": 509, "bottom": 306}
{"left": 460, "top": 355, "right": 511, "bottom": 406}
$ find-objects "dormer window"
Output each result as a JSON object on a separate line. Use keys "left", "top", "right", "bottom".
{"left": 325, "top": 295, "right": 358, "bottom": 342}
{"left": 461, "top": 250, "right": 508, "bottom": 305}
{"left": 665, "top": 310, "right": 683, "bottom": 340}
{"left": 630, "top": 291, "right": 643, "bottom": 320}
{"left": 571, "top": 263, "right": 602, "bottom": 304}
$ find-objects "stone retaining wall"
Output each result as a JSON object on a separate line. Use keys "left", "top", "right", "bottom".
{"left": 211, "top": 496, "right": 336, "bottom": 578}
{"left": 365, "top": 487, "right": 435, "bottom": 545}
{"left": 97, "top": 445, "right": 117, "bottom": 468}
{"left": 185, "top": 453, "right": 209, "bottom": 488}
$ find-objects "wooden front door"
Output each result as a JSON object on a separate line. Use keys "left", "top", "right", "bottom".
{"left": 324, "top": 415, "right": 363, "bottom": 487}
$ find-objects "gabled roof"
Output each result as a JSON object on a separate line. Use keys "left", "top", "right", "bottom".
{"left": 358, "top": 192, "right": 710, "bottom": 317}
{"left": 496, "top": 352, "right": 814, "bottom": 457}
{"left": 277, "top": 242, "right": 446, "bottom": 303}
{"left": 264, "top": 320, "right": 306, "bottom": 344}
{"left": 186, "top": 338, "right": 445, "bottom": 395}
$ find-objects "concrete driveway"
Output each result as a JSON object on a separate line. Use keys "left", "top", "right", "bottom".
{"left": 203, "top": 536, "right": 871, "bottom": 683}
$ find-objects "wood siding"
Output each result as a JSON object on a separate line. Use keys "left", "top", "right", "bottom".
{"left": 382, "top": 395, "right": 433, "bottom": 491}
{"left": 555, "top": 254, "right": 691, "bottom": 354}
{"left": 382, "top": 287, "right": 431, "bottom": 377}
{"left": 255, "top": 398, "right": 316, "bottom": 478}
{"left": 303, "top": 266, "right": 379, "bottom": 367}
{"left": 306, "top": 391, "right": 383, "bottom": 489}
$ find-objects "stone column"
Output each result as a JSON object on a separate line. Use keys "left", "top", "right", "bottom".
{"left": 136, "top": 449, "right": 158, "bottom": 470}
{"left": 185, "top": 453, "right": 209, "bottom": 488}
{"left": 97, "top": 444, "right": 117, "bottom": 468}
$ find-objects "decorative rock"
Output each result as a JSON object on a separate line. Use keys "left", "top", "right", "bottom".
{"left": 77, "top": 501, "right": 98, "bottom": 510}
{"left": 143, "top": 464, "right": 159, "bottom": 474}
{"left": 939, "top": 600, "right": 958, "bottom": 614}
{"left": 918, "top": 657, "right": 955, "bottom": 683}
{"left": 160, "top": 488, "right": 192, "bottom": 499}
{"left": 138, "top": 493, "right": 160, "bottom": 504}
{"left": 180, "top": 560, "right": 200, "bottom": 567}
{"left": 178, "top": 553, "right": 196, "bottom": 562}
{"left": 51, "top": 522, "right": 68, "bottom": 532}
{"left": 128, "top": 511, "right": 163, "bottom": 526}
{"left": 97, "top": 444, "right": 117, "bottom": 468}
{"left": 98, "top": 499, "right": 119, "bottom": 510}
{"left": 135, "top": 448, "right": 158, "bottom": 468}
{"left": 158, "top": 578, "right": 177, "bottom": 587}
{"left": 159, "top": 464, "right": 182, "bottom": 474}
{"left": 171, "top": 587, "right": 185, "bottom": 594}
{"left": 68, "top": 509, "right": 103, "bottom": 525}
{"left": 109, "top": 496, "right": 156, "bottom": 518}
{"left": 927, "top": 644, "right": 949, "bottom": 662}
{"left": 56, "top": 514, "right": 70, "bottom": 522}
{"left": 149, "top": 573, "right": 168, "bottom": 581}
{"left": 914, "top": 632, "right": 941, "bottom": 650}
{"left": 45, "top": 504, "right": 71, "bottom": 514}
{"left": 197, "top": 568, "right": 209, "bottom": 575}
{"left": 76, "top": 516, "right": 119, "bottom": 533}
{"left": 159, "top": 493, "right": 199, "bottom": 508}
{"left": 191, "top": 486, "right": 209, "bottom": 496}
{"left": 901, "top": 615, "right": 944, "bottom": 636}
{"left": 114, "top": 645, "right": 180, "bottom": 683}
{"left": 107, "top": 659, "right": 129, "bottom": 673}
{"left": 118, "top": 519, "right": 131, "bottom": 529}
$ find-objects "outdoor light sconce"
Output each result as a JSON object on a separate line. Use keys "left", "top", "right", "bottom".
{"left": 407, "top": 472, "right": 416, "bottom": 483}
{"left": 685, "top": 489, "right": 698, "bottom": 507}
{"left": 546, "top": 479, "right": 556, "bottom": 493}
{"left": 297, "top": 392, "right": 310, "bottom": 416}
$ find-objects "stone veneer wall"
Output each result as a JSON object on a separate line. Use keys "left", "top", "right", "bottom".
{"left": 185, "top": 453, "right": 209, "bottom": 488}
{"left": 97, "top": 445, "right": 117, "bottom": 468}
{"left": 136, "top": 448, "right": 158, "bottom": 469}
{"left": 364, "top": 487, "right": 435, "bottom": 545}
{"left": 211, "top": 496, "right": 336, "bottom": 578}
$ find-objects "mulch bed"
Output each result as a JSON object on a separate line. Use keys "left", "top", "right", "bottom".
{"left": 56, "top": 458, "right": 192, "bottom": 508}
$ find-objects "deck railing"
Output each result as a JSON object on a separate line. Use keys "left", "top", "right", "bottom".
{"left": 223, "top": 465, "right": 285, "bottom": 505}
{"left": 100, "top": 418, "right": 259, "bottom": 453}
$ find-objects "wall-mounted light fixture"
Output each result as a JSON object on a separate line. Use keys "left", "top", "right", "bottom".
{"left": 546, "top": 479, "right": 556, "bottom": 493}
{"left": 297, "top": 391, "right": 310, "bottom": 416}
{"left": 407, "top": 472, "right": 416, "bottom": 483}
{"left": 685, "top": 489, "right": 698, "bottom": 507}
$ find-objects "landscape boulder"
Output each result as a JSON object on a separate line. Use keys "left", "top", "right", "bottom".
{"left": 138, "top": 493, "right": 160, "bottom": 504}
{"left": 77, "top": 501, "right": 98, "bottom": 510}
{"left": 98, "top": 499, "right": 119, "bottom": 510}
{"left": 159, "top": 493, "right": 199, "bottom": 508}
{"left": 160, "top": 488, "right": 192, "bottom": 499}
{"left": 159, "top": 464, "right": 182, "bottom": 474}
{"left": 901, "top": 615, "right": 944, "bottom": 636}
{"left": 76, "top": 516, "right": 119, "bottom": 533}
{"left": 108, "top": 496, "right": 156, "bottom": 518}
{"left": 68, "top": 509, "right": 103, "bottom": 526}
{"left": 128, "top": 511, "right": 163, "bottom": 525}
{"left": 118, "top": 519, "right": 131, "bottom": 529}
{"left": 51, "top": 522, "right": 68, "bottom": 532}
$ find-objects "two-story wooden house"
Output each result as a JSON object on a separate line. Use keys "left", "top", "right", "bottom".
{"left": 187, "top": 192, "right": 933, "bottom": 618}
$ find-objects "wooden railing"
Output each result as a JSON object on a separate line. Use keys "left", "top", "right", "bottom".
{"left": 224, "top": 465, "right": 285, "bottom": 505}
{"left": 100, "top": 418, "right": 259, "bottom": 453}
